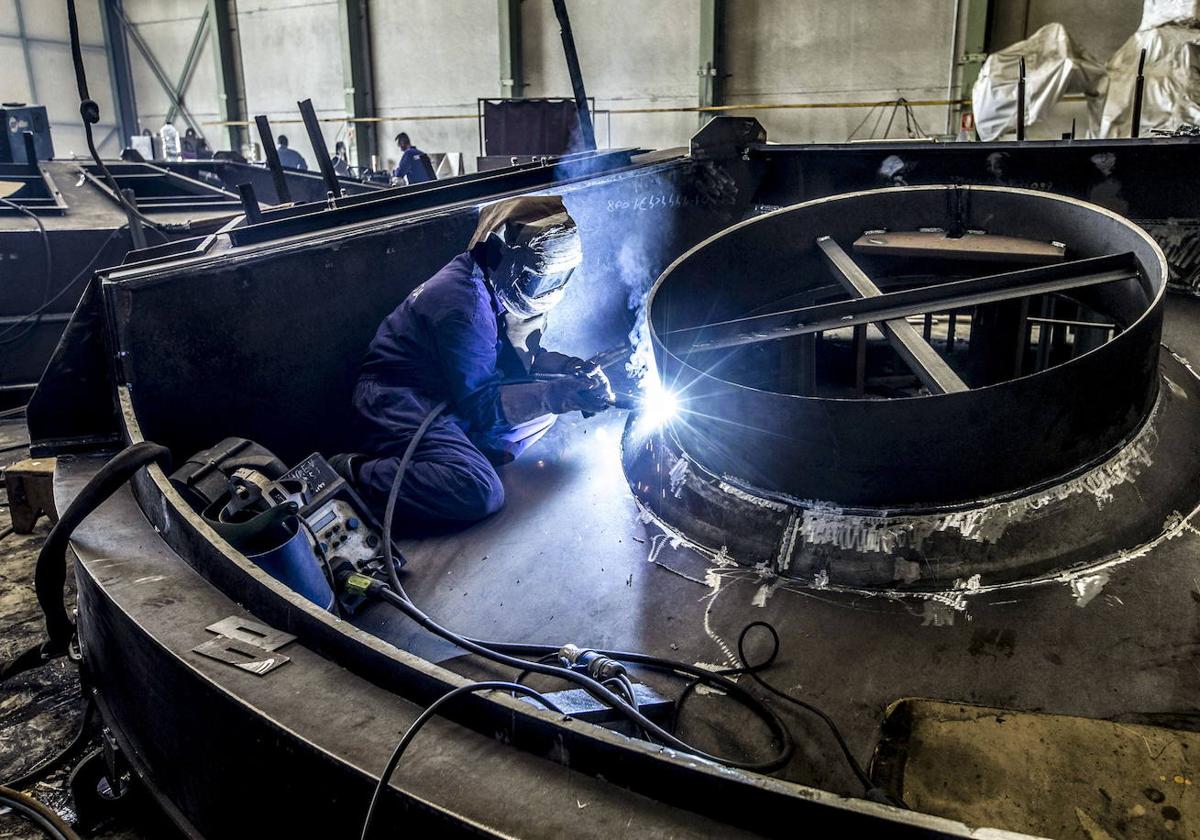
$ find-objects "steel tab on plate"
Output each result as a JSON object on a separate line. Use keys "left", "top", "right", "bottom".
{"left": 192, "top": 636, "right": 290, "bottom": 676}
{"left": 205, "top": 615, "right": 296, "bottom": 651}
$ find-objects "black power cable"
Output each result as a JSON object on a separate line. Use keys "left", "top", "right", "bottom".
{"left": 359, "top": 681, "right": 561, "bottom": 840}
{"left": 0, "top": 198, "right": 52, "bottom": 348}
{"left": 1, "top": 442, "right": 170, "bottom": 681}
{"left": 0, "top": 225, "right": 125, "bottom": 347}
{"left": 361, "top": 374, "right": 795, "bottom": 773}
{"left": 0, "top": 443, "right": 171, "bottom": 837}
{"left": 0, "top": 785, "right": 80, "bottom": 840}
{"left": 353, "top": 577, "right": 794, "bottom": 773}
{"left": 3, "top": 701, "right": 96, "bottom": 791}
{"left": 64, "top": 0, "right": 186, "bottom": 236}
{"left": 358, "top": 371, "right": 900, "bottom": 801}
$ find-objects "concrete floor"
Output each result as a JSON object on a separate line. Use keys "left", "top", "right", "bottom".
{"left": 6, "top": 297, "right": 1200, "bottom": 837}
{"left": 0, "top": 418, "right": 168, "bottom": 840}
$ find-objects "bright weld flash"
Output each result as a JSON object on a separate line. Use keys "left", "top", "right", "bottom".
{"left": 641, "top": 381, "right": 679, "bottom": 427}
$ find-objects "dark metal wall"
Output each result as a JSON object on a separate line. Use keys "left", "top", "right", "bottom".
{"left": 750, "top": 137, "right": 1200, "bottom": 291}
{"left": 100, "top": 158, "right": 755, "bottom": 466}
{"left": 651, "top": 186, "right": 1165, "bottom": 507}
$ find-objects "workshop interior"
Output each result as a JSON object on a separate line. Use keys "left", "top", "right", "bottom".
{"left": 4, "top": 1, "right": 1200, "bottom": 838}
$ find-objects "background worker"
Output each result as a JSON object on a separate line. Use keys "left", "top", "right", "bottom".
{"left": 392, "top": 132, "right": 435, "bottom": 185}
{"left": 275, "top": 135, "right": 308, "bottom": 171}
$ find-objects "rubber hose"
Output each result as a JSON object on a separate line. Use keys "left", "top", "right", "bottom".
{"left": 35, "top": 442, "right": 171, "bottom": 654}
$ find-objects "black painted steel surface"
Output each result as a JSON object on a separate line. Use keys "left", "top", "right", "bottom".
{"left": 748, "top": 135, "right": 1200, "bottom": 293}
{"left": 649, "top": 186, "right": 1167, "bottom": 507}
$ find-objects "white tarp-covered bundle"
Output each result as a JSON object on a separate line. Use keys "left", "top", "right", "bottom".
{"left": 972, "top": 23, "right": 1106, "bottom": 141}
{"left": 1097, "top": 23, "right": 1200, "bottom": 137}
{"left": 1140, "top": 0, "right": 1200, "bottom": 30}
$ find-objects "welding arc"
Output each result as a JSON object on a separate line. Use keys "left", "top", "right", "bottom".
{"left": 368, "top": 372, "right": 908, "bottom": 785}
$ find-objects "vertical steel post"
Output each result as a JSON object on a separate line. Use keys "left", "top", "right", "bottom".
{"left": 254, "top": 115, "right": 292, "bottom": 204}
{"left": 99, "top": 0, "right": 140, "bottom": 148}
{"left": 121, "top": 189, "right": 148, "bottom": 250}
{"left": 498, "top": 0, "right": 524, "bottom": 99}
{"left": 299, "top": 99, "right": 341, "bottom": 197}
{"left": 1016, "top": 56, "right": 1026, "bottom": 141}
{"left": 1132, "top": 48, "right": 1147, "bottom": 138}
{"left": 338, "top": 0, "right": 378, "bottom": 168}
{"left": 951, "top": 0, "right": 991, "bottom": 134}
{"left": 698, "top": 0, "right": 724, "bottom": 126}
{"left": 208, "top": 0, "right": 248, "bottom": 154}
{"left": 237, "top": 182, "right": 262, "bottom": 224}
{"left": 21, "top": 132, "right": 38, "bottom": 167}
{"left": 551, "top": 0, "right": 596, "bottom": 151}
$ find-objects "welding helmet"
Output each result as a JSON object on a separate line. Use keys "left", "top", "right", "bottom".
{"left": 469, "top": 196, "right": 582, "bottom": 319}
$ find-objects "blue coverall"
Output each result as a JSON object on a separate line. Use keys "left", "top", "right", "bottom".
{"left": 352, "top": 253, "right": 554, "bottom": 531}
{"left": 393, "top": 147, "right": 434, "bottom": 184}
{"left": 276, "top": 145, "right": 308, "bottom": 171}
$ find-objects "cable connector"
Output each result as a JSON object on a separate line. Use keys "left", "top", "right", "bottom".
{"left": 79, "top": 99, "right": 100, "bottom": 125}
{"left": 558, "top": 644, "right": 626, "bottom": 681}
{"left": 343, "top": 573, "right": 378, "bottom": 597}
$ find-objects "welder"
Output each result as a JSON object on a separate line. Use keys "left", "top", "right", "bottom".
{"left": 335, "top": 196, "right": 612, "bottom": 533}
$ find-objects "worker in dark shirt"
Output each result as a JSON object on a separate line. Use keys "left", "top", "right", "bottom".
{"left": 392, "top": 132, "right": 434, "bottom": 185}
{"left": 337, "top": 196, "right": 610, "bottom": 532}
{"left": 275, "top": 135, "right": 308, "bottom": 171}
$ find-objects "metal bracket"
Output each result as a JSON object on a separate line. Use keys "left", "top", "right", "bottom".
{"left": 205, "top": 615, "right": 296, "bottom": 651}
{"left": 193, "top": 636, "right": 291, "bottom": 676}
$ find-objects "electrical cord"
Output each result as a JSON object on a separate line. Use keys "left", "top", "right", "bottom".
{"left": 353, "top": 563, "right": 795, "bottom": 773}
{"left": 360, "top": 373, "right": 901, "bottom": 797}
{"left": 732, "top": 623, "right": 870, "bottom": 789}
{"left": 0, "top": 225, "right": 126, "bottom": 347}
{"left": 65, "top": 0, "right": 186, "bottom": 236}
{"left": 359, "top": 373, "right": 795, "bottom": 772}
{"left": 359, "top": 681, "right": 562, "bottom": 840}
{"left": 3, "top": 700, "right": 96, "bottom": 791}
{"left": 0, "top": 442, "right": 170, "bottom": 683}
{"left": 378, "top": 371, "right": 586, "bottom": 597}
{"left": 0, "top": 785, "right": 80, "bottom": 840}
{"left": 0, "top": 198, "right": 52, "bottom": 348}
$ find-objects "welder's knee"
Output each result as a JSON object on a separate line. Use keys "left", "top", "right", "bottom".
{"left": 446, "top": 460, "right": 505, "bottom": 522}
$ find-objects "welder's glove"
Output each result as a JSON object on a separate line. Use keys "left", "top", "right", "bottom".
{"left": 531, "top": 350, "right": 596, "bottom": 377}
{"left": 575, "top": 365, "right": 614, "bottom": 418}
{"left": 499, "top": 376, "right": 611, "bottom": 424}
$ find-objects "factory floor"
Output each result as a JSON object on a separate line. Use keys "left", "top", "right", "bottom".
{"left": 6, "top": 298, "right": 1200, "bottom": 838}
{"left": 0, "top": 418, "right": 172, "bottom": 839}
{"left": 357, "top": 294, "right": 1200, "bottom": 838}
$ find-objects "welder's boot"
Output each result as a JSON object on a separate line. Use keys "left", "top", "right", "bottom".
{"left": 329, "top": 452, "right": 364, "bottom": 486}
